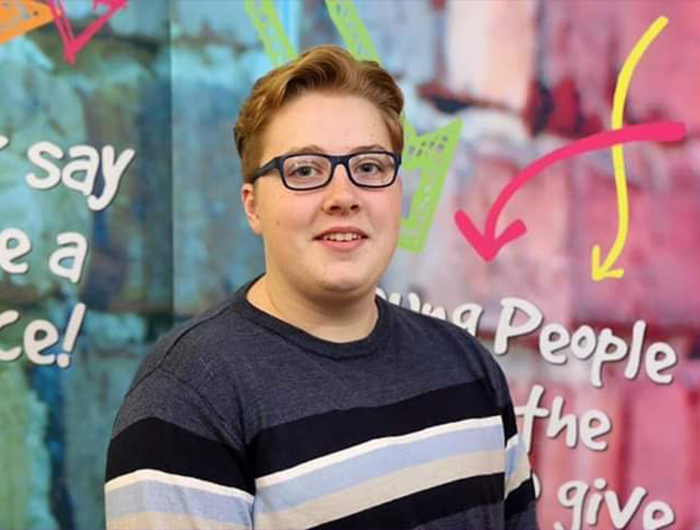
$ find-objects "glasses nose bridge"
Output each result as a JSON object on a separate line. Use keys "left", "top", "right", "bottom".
{"left": 328, "top": 154, "right": 355, "bottom": 187}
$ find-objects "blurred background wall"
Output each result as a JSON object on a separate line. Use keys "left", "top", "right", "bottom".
{"left": 1, "top": 1, "right": 699, "bottom": 529}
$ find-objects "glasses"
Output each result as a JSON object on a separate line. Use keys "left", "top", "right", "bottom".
{"left": 249, "top": 151, "right": 401, "bottom": 191}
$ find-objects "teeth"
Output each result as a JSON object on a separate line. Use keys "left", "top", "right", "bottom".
{"left": 322, "top": 232, "right": 363, "bottom": 242}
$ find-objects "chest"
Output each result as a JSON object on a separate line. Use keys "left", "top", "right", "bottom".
{"left": 246, "top": 378, "right": 506, "bottom": 529}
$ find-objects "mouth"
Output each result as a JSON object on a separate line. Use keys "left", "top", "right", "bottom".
{"left": 314, "top": 230, "right": 369, "bottom": 251}
{"left": 314, "top": 232, "right": 368, "bottom": 242}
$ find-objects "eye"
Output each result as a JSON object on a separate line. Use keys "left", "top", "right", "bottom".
{"left": 290, "top": 165, "right": 319, "bottom": 178}
{"left": 286, "top": 158, "right": 326, "bottom": 179}
{"left": 357, "top": 162, "right": 382, "bottom": 174}
{"left": 352, "top": 154, "right": 392, "bottom": 177}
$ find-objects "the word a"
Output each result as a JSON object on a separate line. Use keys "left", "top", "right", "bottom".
{"left": 0, "top": 228, "right": 87, "bottom": 283}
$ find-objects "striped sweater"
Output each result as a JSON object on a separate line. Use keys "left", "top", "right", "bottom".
{"left": 105, "top": 279, "right": 538, "bottom": 529}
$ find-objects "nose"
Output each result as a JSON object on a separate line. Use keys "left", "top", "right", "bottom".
{"left": 322, "top": 162, "right": 360, "bottom": 214}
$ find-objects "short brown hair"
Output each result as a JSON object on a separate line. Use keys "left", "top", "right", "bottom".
{"left": 234, "top": 44, "right": 404, "bottom": 184}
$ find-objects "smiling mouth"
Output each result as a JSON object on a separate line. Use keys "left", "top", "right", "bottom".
{"left": 317, "top": 232, "right": 368, "bottom": 242}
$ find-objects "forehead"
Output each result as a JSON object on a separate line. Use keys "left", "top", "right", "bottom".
{"left": 260, "top": 92, "right": 392, "bottom": 158}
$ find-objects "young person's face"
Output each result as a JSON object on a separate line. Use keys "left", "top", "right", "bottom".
{"left": 241, "top": 91, "right": 403, "bottom": 302}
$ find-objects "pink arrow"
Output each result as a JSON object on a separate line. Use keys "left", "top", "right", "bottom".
{"left": 46, "top": 0, "right": 128, "bottom": 66}
{"left": 455, "top": 121, "right": 686, "bottom": 261}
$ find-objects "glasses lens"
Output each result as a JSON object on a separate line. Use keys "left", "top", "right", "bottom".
{"left": 283, "top": 155, "right": 331, "bottom": 189}
{"left": 350, "top": 153, "right": 396, "bottom": 187}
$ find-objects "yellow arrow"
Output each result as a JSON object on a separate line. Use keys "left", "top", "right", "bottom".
{"left": 591, "top": 16, "right": 669, "bottom": 281}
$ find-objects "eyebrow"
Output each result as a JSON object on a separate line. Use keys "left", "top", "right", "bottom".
{"left": 281, "top": 144, "right": 391, "bottom": 156}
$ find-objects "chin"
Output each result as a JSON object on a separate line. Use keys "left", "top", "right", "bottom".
{"left": 316, "top": 272, "right": 373, "bottom": 297}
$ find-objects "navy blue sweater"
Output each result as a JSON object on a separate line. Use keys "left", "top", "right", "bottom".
{"left": 105, "top": 279, "right": 538, "bottom": 529}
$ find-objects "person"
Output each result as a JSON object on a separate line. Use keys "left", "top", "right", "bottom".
{"left": 104, "top": 44, "right": 538, "bottom": 530}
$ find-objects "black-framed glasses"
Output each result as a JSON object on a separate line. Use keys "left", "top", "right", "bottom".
{"left": 249, "top": 151, "right": 401, "bottom": 191}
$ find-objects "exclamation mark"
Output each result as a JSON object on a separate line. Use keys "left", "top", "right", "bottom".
{"left": 57, "top": 302, "right": 86, "bottom": 369}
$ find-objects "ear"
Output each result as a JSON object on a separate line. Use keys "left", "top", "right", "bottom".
{"left": 241, "top": 182, "right": 262, "bottom": 235}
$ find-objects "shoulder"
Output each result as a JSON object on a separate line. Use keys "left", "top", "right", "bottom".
{"left": 382, "top": 297, "right": 513, "bottom": 406}
{"left": 110, "top": 294, "right": 261, "bottom": 443}
{"left": 125, "top": 296, "right": 239, "bottom": 389}
{"left": 383, "top": 296, "right": 490, "bottom": 361}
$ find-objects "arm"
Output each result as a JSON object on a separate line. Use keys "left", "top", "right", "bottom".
{"left": 104, "top": 369, "right": 255, "bottom": 530}
{"left": 502, "top": 399, "right": 539, "bottom": 530}
{"left": 468, "top": 334, "right": 539, "bottom": 529}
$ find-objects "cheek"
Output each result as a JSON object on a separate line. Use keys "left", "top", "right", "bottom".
{"left": 264, "top": 195, "right": 315, "bottom": 235}
{"left": 381, "top": 192, "right": 403, "bottom": 228}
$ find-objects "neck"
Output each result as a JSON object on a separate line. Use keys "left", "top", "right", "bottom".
{"left": 247, "top": 274, "right": 378, "bottom": 343}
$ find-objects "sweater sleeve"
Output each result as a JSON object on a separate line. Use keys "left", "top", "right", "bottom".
{"left": 469, "top": 335, "right": 539, "bottom": 530}
{"left": 501, "top": 397, "right": 539, "bottom": 530}
{"left": 104, "top": 368, "right": 255, "bottom": 530}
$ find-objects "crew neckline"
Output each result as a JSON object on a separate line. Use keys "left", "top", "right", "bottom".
{"left": 231, "top": 275, "right": 393, "bottom": 360}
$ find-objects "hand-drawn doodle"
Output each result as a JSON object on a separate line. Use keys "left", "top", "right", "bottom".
{"left": 325, "top": 0, "right": 464, "bottom": 253}
{"left": 0, "top": 0, "right": 54, "bottom": 47}
{"left": 243, "top": 0, "right": 296, "bottom": 67}
{"left": 591, "top": 16, "right": 669, "bottom": 281}
{"left": 324, "top": 0, "right": 379, "bottom": 63}
{"left": 454, "top": 122, "right": 686, "bottom": 261}
{"left": 458, "top": 16, "right": 685, "bottom": 266}
{"left": 245, "top": 0, "right": 463, "bottom": 253}
{"left": 46, "top": 0, "right": 128, "bottom": 65}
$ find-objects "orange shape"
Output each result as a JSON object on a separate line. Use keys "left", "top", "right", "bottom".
{"left": 0, "top": 0, "right": 54, "bottom": 46}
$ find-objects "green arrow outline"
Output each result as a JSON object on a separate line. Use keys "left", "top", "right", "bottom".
{"left": 244, "top": 0, "right": 463, "bottom": 253}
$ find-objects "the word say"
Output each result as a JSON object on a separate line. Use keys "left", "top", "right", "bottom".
{"left": 25, "top": 140, "right": 135, "bottom": 211}
{"left": 0, "top": 303, "right": 86, "bottom": 369}
{"left": 554, "top": 478, "right": 674, "bottom": 530}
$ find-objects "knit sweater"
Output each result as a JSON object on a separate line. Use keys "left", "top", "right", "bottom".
{"left": 105, "top": 278, "right": 538, "bottom": 529}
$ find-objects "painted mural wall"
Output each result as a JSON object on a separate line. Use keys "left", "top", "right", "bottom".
{"left": 1, "top": 1, "right": 699, "bottom": 529}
